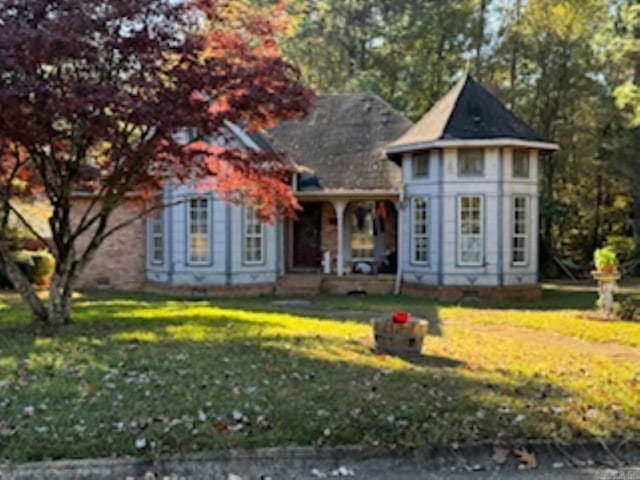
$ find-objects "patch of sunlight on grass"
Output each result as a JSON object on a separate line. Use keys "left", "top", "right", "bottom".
{"left": 117, "top": 304, "right": 367, "bottom": 339}
{"left": 76, "top": 298, "right": 156, "bottom": 308}
{"left": 34, "top": 338, "right": 53, "bottom": 347}
{"left": 26, "top": 351, "right": 66, "bottom": 372}
{"left": 427, "top": 323, "right": 640, "bottom": 439}
{"left": 0, "top": 355, "right": 18, "bottom": 373}
{"left": 164, "top": 323, "right": 220, "bottom": 342}
{"left": 439, "top": 306, "right": 640, "bottom": 347}
{"left": 111, "top": 330, "right": 160, "bottom": 343}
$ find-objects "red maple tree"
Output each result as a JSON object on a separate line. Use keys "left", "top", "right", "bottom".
{"left": 0, "top": 0, "right": 313, "bottom": 327}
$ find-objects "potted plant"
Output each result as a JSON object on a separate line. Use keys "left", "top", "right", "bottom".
{"left": 592, "top": 246, "right": 621, "bottom": 319}
{"left": 594, "top": 246, "right": 619, "bottom": 274}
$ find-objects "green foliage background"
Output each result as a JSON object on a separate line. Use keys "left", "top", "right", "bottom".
{"left": 270, "top": 0, "right": 640, "bottom": 272}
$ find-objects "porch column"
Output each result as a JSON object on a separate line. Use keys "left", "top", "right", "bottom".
{"left": 333, "top": 200, "right": 346, "bottom": 276}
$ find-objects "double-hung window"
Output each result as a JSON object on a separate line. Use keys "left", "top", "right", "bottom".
{"left": 243, "top": 207, "right": 264, "bottom": 264}
{"left": 188, "top": 197, "right": 210, "bottom": 264}
{"left": 458, "top": 195, "right": 483, "bottom": 266}
{"left": 149, "top": 209, "right": 164, "bottom": 265}
{"left": 411, "top": 197, "right": 429, "bottom": 264}
{"left": 512, "top": 196, "right": 528, "bottom": 265}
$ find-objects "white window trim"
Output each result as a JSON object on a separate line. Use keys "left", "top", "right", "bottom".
{"left": 412, "top": 153, "right": 430, "bottom": 179}
{"left": 149, "top": 209, "right": 164, "bottom": 265}
{"left": 512, "top": 149, "right": 530, "bottom": 179}
{"left": 411, "top": 197, "right": 429, "bottom": 265}
{"left": 243, "top": 207, "right": 265, "bottom": 265}
{"left": 457, "top": 148, "right": 485, "bottom": 177}
{"left": 512, "top": 195, "right": 529, "bottom": 266}
{"left": 187, "top": 197, "right": 211, "bottom": 265}
{"left": 457, "top": 195, "right": 484, "bottom": 267}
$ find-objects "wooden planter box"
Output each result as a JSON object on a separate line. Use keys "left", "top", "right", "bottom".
{"left": 372, "top": 317, "right": 428, "bottom": 356}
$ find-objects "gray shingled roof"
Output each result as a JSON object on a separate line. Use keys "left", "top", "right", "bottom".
{"left": 388, "top": 74, "right": 552, "bottom": 152}
{"left": 266, "top": 93, "right": 412, "bottom": 191}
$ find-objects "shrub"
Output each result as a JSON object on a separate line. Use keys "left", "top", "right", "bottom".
{"left": 30, "top": 250, "right": 55, "bottom": 285}
{"left": 614, "top": 298, "right": 638, "bottom": 321}
{"left": 12, "top": 250, "right": 36, "bottom": 279}
{"left": 0, "top": 250, "right": 55, "bottom": 288}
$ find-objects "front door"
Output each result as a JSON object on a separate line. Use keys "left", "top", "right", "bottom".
{"left": 292, "top": 203, "right": 322, "bottom": 269}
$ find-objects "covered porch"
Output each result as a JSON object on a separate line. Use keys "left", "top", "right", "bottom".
{"left": 284, "top": 192, "right": 400, "bottom": 277}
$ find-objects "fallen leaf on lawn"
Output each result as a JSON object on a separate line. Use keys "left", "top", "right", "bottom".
{"left": 492, "top": 445, "right": 509, "bottom": 465}
{"left": 214, "top": 421, "right": 230, "bottom": 433}
{"left": 514, "top": 447, "right": 537, "bottom": 469}
{"left": 0, "top": 423, "right": 16, "bottom": 437}
{"left": 80, "top": 382, "right": 95, "bottom": 394}
{"left": 256, "top": 415, "right": 271, "bottom": 429}
{"left": 585, "top": 408, "right": 598, "bottom": 419}
{"left": 329, "top": 465, "right": 355, "bottom": 477}
{"left": 513, "top": 414, "right": 526, "bottom": 424}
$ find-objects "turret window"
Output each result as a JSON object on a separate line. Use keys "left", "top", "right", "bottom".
{"left": 512, "top": 196, "right": 528, "bottom": 265}
{"left": 458, "top": 195, "right": 483, "bottom": 266}
{"left": 457, "top": 149, "right": 484, "bottom": 177}
{"left": 412, "top": 153, "right": 430, "bottom": 178}
{"left": 513, "top": 150, "right": 530, "bottom": 178}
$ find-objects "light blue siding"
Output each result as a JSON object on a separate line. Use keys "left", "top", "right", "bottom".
{"left": 146, "top": 182, "right": 279, "bottom": 287}
{"left": 400, "top": 146, "right": 540, "bottom": 287}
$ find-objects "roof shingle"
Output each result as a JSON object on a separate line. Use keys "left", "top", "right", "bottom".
{"left": 266, "top": 93, "right": 412, "bottom": 191}
{"left": 387, "top": 74, "right": 552, "bottom": 152}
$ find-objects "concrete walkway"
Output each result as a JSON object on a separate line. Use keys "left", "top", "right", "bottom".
{"left": 2, "top": 443, "right": 639, "bottom": 480}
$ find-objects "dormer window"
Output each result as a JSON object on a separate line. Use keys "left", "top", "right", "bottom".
{"left": 412, "top": 153, "right": 430, "bottom": 178}
{"left": 513, "top": 150, "right": 530, "bottom": 178}
{"left": 458, "top": 149, "right": 484, "bottom": 177}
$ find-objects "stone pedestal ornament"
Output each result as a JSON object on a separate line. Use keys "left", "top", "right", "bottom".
{"left": 591, "top": 271, "right": 621, "bottom": 319}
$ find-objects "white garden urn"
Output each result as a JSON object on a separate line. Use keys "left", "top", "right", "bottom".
{"left": 591, "top": 270, "right": 621, "bottom": 318}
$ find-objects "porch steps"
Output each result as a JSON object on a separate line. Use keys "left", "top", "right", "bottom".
{"left": 275, "top": 274, "right": 323, "bottom": 297}
{"left": 275, "top": 274, "right": 396, "bottom": 296}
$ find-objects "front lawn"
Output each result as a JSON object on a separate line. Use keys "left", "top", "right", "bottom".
{"left": 0, "top": 288, "right": 639, "bottom": 462}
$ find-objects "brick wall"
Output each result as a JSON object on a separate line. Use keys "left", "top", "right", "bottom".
{"left": 145, "top": 282, "right": 274, "bottom": 297}
{"left": 71, "top": 198, "right": 146, "bottom": 290}
{"left": 402, "top": 283, "right": 542, "bottom": 302}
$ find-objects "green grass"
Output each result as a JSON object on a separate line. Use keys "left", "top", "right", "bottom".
{"left": 0, "top": 288, "right": 639, "bottom": 462}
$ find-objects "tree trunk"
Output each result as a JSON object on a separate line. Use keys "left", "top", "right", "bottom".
{"left": 0, "top": 240, "right": 49, "bottom": 324}
{"left": 474, "top": 0, "right": 487, "bottom": 81}
{"left": 632, "top": 129, "right": 640, "bottom": 257}
{"left": 508, "top": 0, "right": 522, "bottom": 109}
{"left": 633, "top": 44, "right": 640, "bottom": 258}
{"left": 593, "top": 171, "right": 602, "bottom": 253}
